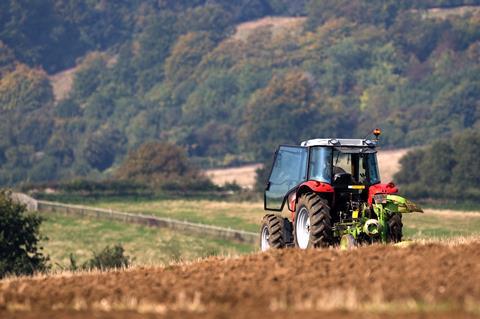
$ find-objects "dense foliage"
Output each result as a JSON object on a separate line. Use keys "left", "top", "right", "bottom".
{"left": 395, "top": 130, "right": 480, "bottom": 202}
{"left": 0, "top": 190, "right": 49, "bottom": 278}
{"left": 116, "top": 142, "right": 214, "bottom": 190}
{"left": 0, "top": 0, "right": 480, "bottom": 186}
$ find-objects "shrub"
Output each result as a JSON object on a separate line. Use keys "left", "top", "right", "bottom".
{"left": 0, "top": 190, "right": 49, "bottom": 278}
{"left": 61, "top": 179, "right": 148, "bottom": 195}
{"left": 71, "top": 244, "right": 131, "bottom": 271}
{"left": 222, "top": 181, "right": 242, "bottom": 192}
{"left": 159, "top": 177, "right": 218, "bottom": 193}
{"left": 115, "top": 142, "right": 215, "bottom": 191}
{"left": 83, "top": 244, "right": 130, "bottom": 271}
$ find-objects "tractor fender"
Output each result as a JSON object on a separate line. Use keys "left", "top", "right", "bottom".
{"left": 368, "top": 182, "right": 398, "bottom": 205}
{"left": 288, "top": 181, "right": 334, "bottom": 213}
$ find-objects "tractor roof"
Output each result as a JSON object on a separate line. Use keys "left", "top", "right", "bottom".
{"left": 300, "top": 138, "right": 377, "bottom": 148}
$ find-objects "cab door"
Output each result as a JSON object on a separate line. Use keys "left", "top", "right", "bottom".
{"left": 264, "top": 146, "right": 308, "bottom": 211}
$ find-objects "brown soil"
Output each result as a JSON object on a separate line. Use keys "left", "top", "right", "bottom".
{"left": 48, "top": 67, "right": 76, "bottom": 101}
{"left": 232, "top": 16, "right": 306, "bottom": 41}
{"left": 204, "top": 164, "right": 262, "bottom": 189}
{"left": 420, "top": 6, "right": 480, "bottom": 19}
{"left": 2, "top": 241, "right": 480, "bottom": 318}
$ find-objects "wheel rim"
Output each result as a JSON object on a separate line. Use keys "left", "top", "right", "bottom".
{"left": 260, "top": 225, "right": 270, "bottom": 251}
{"left": 296, "top": 207, "right": 310, "bottom": 249}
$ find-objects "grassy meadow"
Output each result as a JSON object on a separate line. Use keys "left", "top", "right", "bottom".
{"left": 39, "top": 213, "right": 254, "bottom": 269}
{"left": 37, "top": 195, "right": 480, "bottom": 269}
{"left": 403, "top": 211, "right": 480, "bottom": 239}
{"left": 78, "top": 196, "right": 480, "bottom": 239}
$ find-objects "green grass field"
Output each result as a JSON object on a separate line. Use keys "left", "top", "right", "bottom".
{"left": 38, "top": 196, "right": 480, "bottom": 269}
{"left": 84, "top": 197, "right": 480, "bottom": 239}
{"left": 403, "top": 211, "right": 480, "bottom": 239}
{"left": 91, "top": 197, "right": 264, "bottom": 232}
{"left": 39, "top": 213, "right": 254, "bottom": 269}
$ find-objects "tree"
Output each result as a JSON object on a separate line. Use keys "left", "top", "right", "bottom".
{"left": 55, "top": 98, "right": 82, "bottom": 118}
{"left": 115, "top": 142, "right": 200, "bottom": 186}
{"left": 0, "top": 190, "right": 49, "bottom": 278}
{"left": 452, "top": 130, "right": 480, "bottom": 188}
{"left": 241, "top": 70, "right": 319, "bottom": 160}
{"left": 83, "top": 129, "right": 125, "bottom": 171}
{"left": 164, "top": 31, "right": 216, "bottom": 84}
{"left": 71, "top": 53, "right": 108, "bottom": 101}
{"left": 135, "top": 11, "right": 178, "bottom": 92}
{"left": 395, "top": 149, "right": 425, "bottom": 185}
{"left": 267, "top": 0, "right": 307, "bottom": 15}
{"left": 306, "top": 0, "right": 405, "bottom": 30}
{"left": 0, "top": 64, "right": 53, "bottom": 111}
{"left": 395, "top": 130, "right": 480, "bottom": 201}
{"left": 176, "top": 4, "right": 233, "bottom": 35}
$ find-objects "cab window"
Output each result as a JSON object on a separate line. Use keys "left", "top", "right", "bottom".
{"left": 265, "top": 146, "right": 308, "bottom": 211}
{"left": 308, "top": 147, "right": 332, "bottom": 183}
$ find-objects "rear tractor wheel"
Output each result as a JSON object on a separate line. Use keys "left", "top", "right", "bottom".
{"left": 387, "top": 214, "right": 403, "bottom": 243}
{"left": 294, "top": 193, "right": 332, "bottom": 249}
{"left": 260, "top": 214, "right": 292, "bottom": 251}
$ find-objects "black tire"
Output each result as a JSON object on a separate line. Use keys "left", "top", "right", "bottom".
{"left": 260, "top": 214, "right": 286, "bottom": 251}
{"left": 387, "top": 214, "right": 403, "bottom": 243}
{"left": 294, "top": 193, "right": 332, "bottom": 249}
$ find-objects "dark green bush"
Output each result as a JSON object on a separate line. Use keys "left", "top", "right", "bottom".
{"left": 83, "top": 245, "right": 131, "bottom": 271}
{"left": 159, "top": 176, "right": 219, "bottom": 193}
{"left": 0, "top": 190, "right": 49, "bottom": 278}
{"left": 22, "top": 179, "right": 150, "bottom": 197}
{"left": 222, "top": 181, "right": 242, "bottom": 192}
{"left": 55, "top": 98, "right": 82, "bottom": 118}
{"left": 72, "top": 244, "right": 131, "bottom": 271}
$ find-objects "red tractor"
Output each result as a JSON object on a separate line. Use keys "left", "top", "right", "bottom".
{"left": 260, "top": 130, "right": 422, "bottom": 251}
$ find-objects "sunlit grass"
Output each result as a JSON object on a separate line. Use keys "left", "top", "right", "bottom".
{"left": 89, "top": 198, "right": 480, "bottom": 239}
{"left": 40, "top": 213, "right": 254, "bottom": 269}
{"left": 403, "top": 210, "right": 480, "bottom": 239}
{"left": 92, "top": 199, "right": 265, "bottom": 232}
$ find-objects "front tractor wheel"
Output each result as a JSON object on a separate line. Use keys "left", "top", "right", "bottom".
{"left": 294, "top": 193, "right": 332, "bottom": 249}
{"left": 260, "top": 214, "right": 289, "bottom": 251}
{"left": 387, "top": 214, "right": 403, "bottom": 243}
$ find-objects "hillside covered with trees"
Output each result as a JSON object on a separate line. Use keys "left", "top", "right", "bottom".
{"left": 1, "top": 0, "right": 480, "bottom": 186}
{"left": 395, "top": 129, "right": 480, "bottom": 202}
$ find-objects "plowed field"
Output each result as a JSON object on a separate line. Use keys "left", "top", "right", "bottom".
{"left": 2, "top": 240, "right": 480, "bottom": 319}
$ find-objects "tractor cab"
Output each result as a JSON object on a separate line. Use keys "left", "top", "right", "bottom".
{"left": 264, "top": 138, "right": 382, "bottom": 212}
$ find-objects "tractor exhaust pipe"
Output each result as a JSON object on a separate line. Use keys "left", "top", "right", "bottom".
{"left": 363, "top": 219, "right": 381, "bottom": 237}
